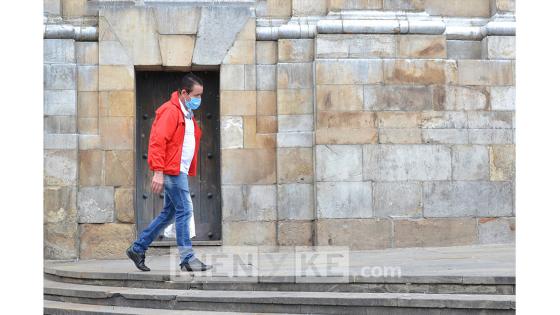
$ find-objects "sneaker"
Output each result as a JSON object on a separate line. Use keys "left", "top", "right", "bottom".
{"left": 126, "top": 245, "right": 150, "bottom": 272}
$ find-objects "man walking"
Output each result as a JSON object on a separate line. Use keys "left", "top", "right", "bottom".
{"left": 126, "top": 73, "right": 212, "bottom": 272}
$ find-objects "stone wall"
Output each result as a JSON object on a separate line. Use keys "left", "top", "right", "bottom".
{"left": 44, "top": 0, "right": 515, "bottom": 260}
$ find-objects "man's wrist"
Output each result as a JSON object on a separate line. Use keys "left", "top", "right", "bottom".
{"left": 154, "top": 171, "right": 163, "bottom": 175}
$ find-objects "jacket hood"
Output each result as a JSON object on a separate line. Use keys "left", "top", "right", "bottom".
{"left": 170, "top": 91, "right": 181, "bottom": 110}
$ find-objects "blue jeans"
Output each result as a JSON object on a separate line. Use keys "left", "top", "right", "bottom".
{"left": 133, "top": 172, "right": 195, "bottom": 264}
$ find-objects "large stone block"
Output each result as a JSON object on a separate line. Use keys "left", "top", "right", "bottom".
{"left": 422, "top": 129, "right": 469, "bottom": 144}
{"left": 76, "top": 42, "right": 98, "bottom": 65}
{"left": 277, "top": 89, "right": 314, "bottom": 114}
{"left": 316, "top": 145, "right": 362, "bottom": 181}
{"left": 457, "top": 60, "right": 514, "bottom": 86}
{"left": 328, "top": 0, "right": 383, "bottom": 10}
{"left": 316, "top": 218, "right": 391, "bottom": 249}
{"left": 222, "top": 221, "right": 276, "bottom": 245}
{"left": 316, "top": 111, "right": 377, "bottom": 144}
{"left": 490, "top": 145, "right": 515, "bottom": 181}
{"left": 316, "top": 128, "right": 377, "bottom": 145}
{"left": 379, "top": 128, "right": 422, "bottom": 144}
{"left": 397, "top": 35, "right": 446, "bottom": 58}
{"left": 99, "top": 40, "right": 131, "bottom": 66}
{"left": 383, "top": 59, "right": 456, "bottom": 85}
{"left": 277, "top": 63, "right": 313, "bottom": 89}
{"left": 446, "top": 40, "right": 482, "bottom": 59}
{"left": 61, "top": 0, "right": 93, "bottom": 17}
{"left": 79, "top": 150, "right": 104, "bottom": 186}
{"left": 490, "top": 86, "right": 515, "bottom": 111}
{"left": 257, "top": 91, "right": 277, "bottom": 115}
{"left": 44, "top": 149, "right": 78, "bottom": 186}
{"left": 44, "top": 134, "right": 78, "bottom": 150}
{"left": 376, "top": 112, "right": 420, "bottom": 128}
{"left": 220, "top": 65, "right": 246, "bottom": 90}
{"left": 99, "top": 91, "right": 134, "bottom": 117}
{"left": 468, "top": 129, "right": 514, "bottom": 144}
{"left": 278, "top": 183, "right": 314, "bottom": 220}
{"left": 44, "top": 90, "right": 76, "bottom": 116}
{"left": 44, "top": 0, "right": 61, "bottom": 15}
{"left": 483, "top": 36, "right": 516, "bottom": 60}
{"left": 317, "top": 85, "right": 363, "bottom": 111}
{"left": 224, "top": 39, "right": 255, "bottom": 65}
{"left": 256, "top": 65, "right": 277, "bottom": 91}
{"left": 452, "top": 145, "right": 489, "bottom": 180}
{"left": 423, "top": 181, "right": 514, "bottom": 217}
{"left": 105, "top": 150, "right": 134, "bottom": 186}
{"left": 491, "top": 0, "right": 515, "bottom": 13}
{"left": 467, "top": 111, "right": 513, "bottom": 129}
{"left": 44, "top": 39, "right": 75, "bottom": 64}
{"left": 78, "top": 186, "right": 115, "bottom": 223}
{"left": 383, "top": 0, "right": 425, "bottom": 10}
{"left": 44, "top": 221, "right": 78, "bottom": 259}
{"left": 77, "top": 66, "right": 98, "bottom": 92}
{"left": 278, "top": 115, "right": 313, "bottom": 132}
{"left": 394, "top": 218, "right": 478, "bottom": 248}
{"left": 99, "top": 117, "right": 134, "bottom": 150}
{"left": 220, "top": 90, "right": 257, "bottom": 116}
{"left": 277, "top": 220, "right": 313, "bottom": 246}
{"left": 223, "top": 185, "right": 276, "bottom": 221}
{"left": 317, "top": 182, "right": 373, "bottom": 218}
{"left": 79, "top": 223, "right": 136, "bottom": 259}
{"left": 277, "top": 148, "right": 314, "bottom": 184}
{"left": 421, "top": 111, "right": 467, "bottom": 128}
{"left": 292, "top": 0, "right": 327, "bottom": 16}
{"left": 44, "top": 186, "right": 77, "bottom": 224}
{"left": 436, "top": 86, "right": 489, "bottom": 111}
{"left": 45, "top": 116, "right": 77, "bottom": 134}
{"left": 363, "top": 144, "right": 452, "bottom": 181}
{"left": 101, "top": 7, "right": 162, "bottom": 65}
{"left": 256, "top": 115, "right": 278, "bottom": 134}
{"left": 221, "top": 116, "right": 244, "bottom": 149}
{"left": 222, "top": 149, "right": 276, "bottom": 184}
{"left": 316, "top": 59, "right": 383, "bottom": 85}
{"left": 364, "top": 85, "right": 433, "bottom": 111}
{"left": 79, "top": 135, "right": 102, "bottom": 150}
{"left": 278, "top": 39, "right": 314, "bottom": 62}
{"left": 115, "top": 187, "right": 134, "bottom": 223}
{"left": 256, "top": 41, "right": 278, "bottom": 65}
{"left": 78, "top": 91, "right": 99, "bottom": 118}
{"left": 424, "top": 0, "right": 491, "bottom": 17}
{"left": 78, "top": 117, "right": 98, "bottom": 134}
{"left": 374, "top": 182, "right": 422, "bottom": 218}
{"left": 98, "top": 66, "right": 134, "bottom": 91}
{"left": 193, "top": 6, "right": 251, "bottom": 65}
{"left": 154, "top": 7, "right": 200, "bottom": 34}
{"left": 159, "top": 35, "right": 195, "bottom": 67}
{"left": 44, "top": 64, "right": 76, "bottom": 90}
{"left": 277, "top": 132, "right": 313, "bottom": 148}
{"left": 478, "top": 217, "right": 515, "bottom": 244}
{"left": 316, "top": 34, "right": 396, "bottom": 59}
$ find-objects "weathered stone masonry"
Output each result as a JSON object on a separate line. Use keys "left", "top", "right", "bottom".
{"left": 44, "top": 0, "right": 515, "bottom": 260}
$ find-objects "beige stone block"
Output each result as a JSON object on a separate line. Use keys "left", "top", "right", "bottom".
{"left": 316, "top": 59, "right": 383, "bottom": 85}
{"left": 397, "top": 35, "right": 446, "bottom": 58}
{"left": 154, "top": 7, "right": 200, "bottom": 35}
{"left": 379, "top": 128, "right": 422, "bottom": 144}
{"left": 44, "top": 221, "right": 78, "bottom": 259}
{"left": 115, "top": 188, "right": 134, "bottom": 223}
{"left": 99, "top": 91, "right": 135, "bottom": 117}
{"left": 328, "top": 0, "right": 383, "bottom": 10}
{"left": 220, "top": 91, "right": 257, "bottom": 116}
{"left": 364, "top": 85, "right": 434, "bottom": 111}
{"left": 317, "top": 111, "right": 376, "bottom": 129}
{"left": 222, "top": 221, "right": 276, "bottom": 245}
{"left": 105, "top": 150, "right": 134, "bottom": 186}
{"left": 62, "top": 0, "right": 93, "bottom": 17}
{"left": 79, "top": 135, "right": 102, "bottom": 150}
{"left": 493, "top": 0, "right": 515, "bottom": 13}
{"left": 277, "top": 89, "right": 313, "bottom": 115}
{"left": 45, "top": 149, "right": 78, "bottom": 186}
{"left": 394, "top": 218, "right": 478, "bottom": 247}
{"left": 490, "top": 145, "right": 515, "bottom": 181}
{"left": 255, "top": 133, "right": 277, "bottom": 149}
{"left": 257, "top": 91, "right": 277, "bottom": 115}
{"left": 424, "top": 0, "right": 490, "bottom": 17}
{"left": 77, "top": 66, "right": 98, "bottom": 92}
{"left": 278, "top": 220, "right": 313, "bottom": 246}
{"left": 316, "top": 128, "right": 378, "bottom": 145}
{"left": 256, "top": 41, "right": 278, "bottom": 65}
{"left": 79, "top": 150, "right": 104, "bottom": 186}
{"left": 99, "top": 116, "right": 134, "bottom": 150}
{"left": 257, "top": 115, "right": 278, "bottom": 134}
{"left": 44, "top": 186, "right": 77, "bottom": 224}
{"left": 316, "top": 34, "right": 396, "bottom": 59}
{"left": 222, "top": 149, "right": 276, "bottom": 184}
{"left": 316, "top": 218, "right": 391, "bottom": 250}
{"left": 78, "top": 117, "right": 98, "bottom": 135}
{"left": 277, "top": 147, "right": 313, "bottom": 184}
{"left": 99, "top": 66, "right": 134, "bottom": 91}
{"left": 243, "top": 116, "right": 258, "bottom": 148}
{"left": 292, "top": 0, "right": 328, "bottom": 16}
{"left": 264, "top": 0, "right": 292, "bottom": 17}
{"left": 78, "top": 91, "right": 99, "bottom": 118}
{"left": 76, "top": 42, "right": 99, "bottom": 65}
{"left": 79, "top": 223, "right": 136, "bottom": 259}
{"left": 383, "top": 0, "right": 425, "bottom": 10}
{"left": 277, "top": 63, "right": 313, "bottom": 89}
{"left": 384, "top": 59, "right": 454, "bottom": 85}
{"left": 436, "top": 86, "right": 490, "bottom": 111}
{"left": 223, "top": 40, "right": 255, "bottom": 65}
{"left": 278, "top": 39, "right": 314, "bottom": 63}
{"left": 159, "top": 35, "right": 195, "bottom": 67}
{"left": 237, "top": 18, "right": 256, "bottom": 41}
{"left": 377, "top": 112, "right": 421, "bottom": 128}
{"left": 317, "top": 85, "right": 364, "bottom": 111}
{"left": 458, "top": 60, "right": 514, "bottom": 86}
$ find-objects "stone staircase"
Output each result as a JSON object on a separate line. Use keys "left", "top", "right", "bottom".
{"left": 44, "top": 244, "right": 516, "bottom": 314}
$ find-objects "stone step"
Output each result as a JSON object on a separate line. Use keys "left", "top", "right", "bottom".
{"left": 44, "top": 300, "right": 283, "bottom": 315}
{"left": 44, "top": 279, "right": 515, "bottom": 314}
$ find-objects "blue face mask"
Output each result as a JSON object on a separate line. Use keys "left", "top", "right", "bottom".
{"left": 186, "top": 96, "right": 201, "bottom": 110}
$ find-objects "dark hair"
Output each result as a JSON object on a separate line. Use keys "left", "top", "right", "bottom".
{"left": 179, "top": 72, "right": 203, "bottom": 94}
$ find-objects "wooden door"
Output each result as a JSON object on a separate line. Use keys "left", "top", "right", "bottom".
{"left": 135, "top": 70, "right": 221, "bottom": 243}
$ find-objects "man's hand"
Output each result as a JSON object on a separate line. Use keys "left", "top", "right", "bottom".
{"left": 151, "top": 171, "right": 164, "bottom": 194}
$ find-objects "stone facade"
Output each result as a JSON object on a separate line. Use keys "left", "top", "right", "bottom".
{"left": 44, "top": 0, "right": 516, "bottom": 259}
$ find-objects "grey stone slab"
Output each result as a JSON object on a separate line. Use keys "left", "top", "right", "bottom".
{"left": 364, "top": 85, "right": 433, "bottom": 111}
{"left": 277, "top": 132, "right": 313, "bottom": 148}
{"left": 193, "top": 6, "right": 251, "bottom": 65}
{"left": 467, "top": 112, "right": 513, "bottom": 129}
{"left": 44, "top": 149, "right": 78, "bottom": 186}
{"left": 278, "top": 184, "right": 314, "bottom": 220}
{"left": 221, "top": 116, "right": 243, "bottom": 149}
{"left": 44, "top": 90, "right": 77, "bottom": 116}
{"left": 154, "top": 6, "right": 200, "bottom": 35}
{"left": 423, "top": 181, "right": 514, "bottom": 217}
{"left": 468, "top": 129, "right": 514, "bottom": 144}
{"left": 44, "top": 39, "right": 75, "bottom": 64}
{"left": 373, "top": 182, "right": 422, "bottom": 218}
{"left": 452, "top": 145, "right": 489, "bottom": 180}
{"left": 363, "top": 145, "right": 452, "bottom": 181}
{"left": 277, "top": 63, "right": 313, "bottom": 89}
{"left": 78, "top": 186, "right": 115, "bottom": 223}
{"left": 44, "top": 64, "right": 77, "bottom": 90}
{"left": 490, "top": 86, "right": 515, "bottom": 111}
{"left": 278, "top": 115, "right": 314, "bottom": 132}
{"left": 446, "top": 40, "right": 482, "bottom": 59}
{"left": 422, "top": 129, "right": 469, "bottom": 144}
{"left": 421, "top": 111, "right": 468, "bottom": 129}
{"left": 478, "top": 217, "right": 516, "bottom": 244}
{"left": 316, "top": 182, "right": 373, "bottom": 218}
{"left": 44, "top": 134, "right": 78, "bottom": 150}
{"left": 316, "top": 145, "right": 362, "bottom": 181}
{"left": 256, "top": 64, "right": 277, "bottom": 91}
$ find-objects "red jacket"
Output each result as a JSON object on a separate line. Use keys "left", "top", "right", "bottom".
{"left": 147, "top": 91, "right": 202, "bottom": 176}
